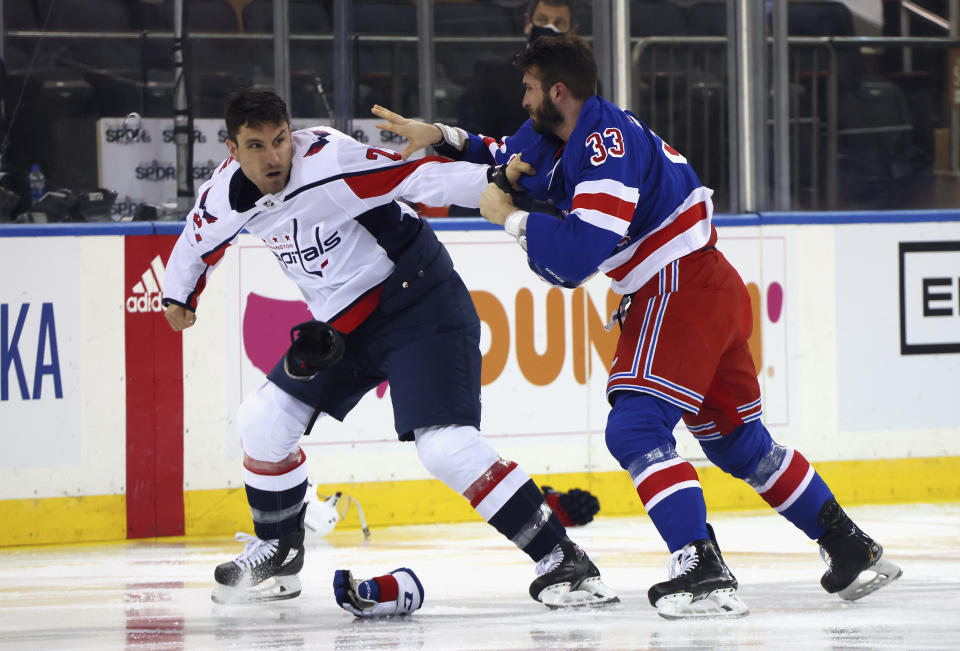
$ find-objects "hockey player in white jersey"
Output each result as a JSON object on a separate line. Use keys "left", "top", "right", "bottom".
{"left": 161, "top": 88, "right": 617, "bottom": 610}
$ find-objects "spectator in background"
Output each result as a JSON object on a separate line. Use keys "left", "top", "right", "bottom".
{"left": 447, "top": 0, "right": 577, "bottom": 217}
{"left": 525, "top": 0, "right": 578, "bottom": 41}
{"left": 454, "top": 0, "right": 578, "bottom": 138}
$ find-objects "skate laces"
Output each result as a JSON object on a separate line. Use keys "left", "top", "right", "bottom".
{"left": 535, "top": 543, "right": 564, "bottom": 577}
{"left": 666, "top": 546, "right": 699, "bottom": 579}
{"left": 820, "top": 546, "right": 833, "bottom": 569}
{"left": 231, "top": 532, "right": 279, "bottom": 569}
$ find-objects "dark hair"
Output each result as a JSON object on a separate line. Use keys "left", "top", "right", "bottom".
{"left": 224, "top": 88, "right": 290, "bottom": 142}
{"left": 526, "top": 0, "right": 576, "bottom": 20}
{"left": 513, "top": 34, "right": 597, "bottom": 100}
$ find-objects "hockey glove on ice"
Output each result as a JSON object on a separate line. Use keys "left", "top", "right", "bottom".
{"left": 542, "top": 486, "right": 600, "bottom": 526}
{"left": 283, "top": 320, "right": 346, "bottom": 380}
{"left": 333, "top": 568, "right": 425, "bottom": 617}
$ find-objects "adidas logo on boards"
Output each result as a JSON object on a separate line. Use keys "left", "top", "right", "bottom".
{"left": 126, "top": 255, "right": 166, "bottom": 313}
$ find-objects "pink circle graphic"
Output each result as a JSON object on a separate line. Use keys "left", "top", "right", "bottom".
{"left": 767, "top": 282, "right": 783, "bottom": 322}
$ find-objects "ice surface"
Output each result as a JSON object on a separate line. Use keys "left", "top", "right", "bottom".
{"left": 0, "top": 503, "right": 958, "bottom": 650}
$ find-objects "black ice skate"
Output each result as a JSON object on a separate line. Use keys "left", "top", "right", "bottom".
{"left": 529, "top": 537, "right": 619, "bottom": 609}
{"left": 817, "top": 499, "right": 902, "bottom": 601}
{"left": 647, "top": 524, "right": 749, "bottom": 620}
{"left": 211, "top": 509, "right": 306, "bottom": 604}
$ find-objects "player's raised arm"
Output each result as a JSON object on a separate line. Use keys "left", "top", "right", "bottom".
{"left": 372, "top": 104, "right": 513, "bottom": 166}
{"left": 393, "top": 158, "right": 492, "bottom": 208}
{"left": 371, "top": 105, "right": 449, "bottom": 161}
{"left": 326, "top": 132, "right": 490, "bottom": 209}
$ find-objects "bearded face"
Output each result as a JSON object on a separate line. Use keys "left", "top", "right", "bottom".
{"left": 522, "top": 69, "right": 564, "bottom": 136}
{"left": 530, "top": 91, "right": 564, "bottom": 135}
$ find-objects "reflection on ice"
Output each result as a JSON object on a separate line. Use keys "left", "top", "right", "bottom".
{"left": 0, "top": 503, "right": 958, "bottom": 650}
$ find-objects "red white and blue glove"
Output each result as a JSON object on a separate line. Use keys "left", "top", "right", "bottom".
{"left": 542, "top": 486, "right": 600, "bottom": 526}
{"left": 333, "top": 567, "right": 424, "bottom": 617}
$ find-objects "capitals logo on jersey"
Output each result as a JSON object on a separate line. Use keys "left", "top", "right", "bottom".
{"left": 265, "top": 219, "right": 342, "bottom": 277}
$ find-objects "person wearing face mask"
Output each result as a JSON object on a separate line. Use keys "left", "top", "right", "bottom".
{"left": 525, "top": 0, "right": 576, "bottom": 43}
{"left": 447, "top": 0, "right": 577, "bottom": 218}
{"left": 453, "top": 0, "right": 577, "bottom": 141}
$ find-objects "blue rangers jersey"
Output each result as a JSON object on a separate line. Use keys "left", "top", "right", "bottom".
{"left": 163, "top": 127, "right": 489, "bottom": 329}
{"left": 454, "top": 95, "right": 716, "bottom": 294}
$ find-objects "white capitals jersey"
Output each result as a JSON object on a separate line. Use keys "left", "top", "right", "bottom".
{"left": 163, "top": 127, "right": 488, "bottom": 328}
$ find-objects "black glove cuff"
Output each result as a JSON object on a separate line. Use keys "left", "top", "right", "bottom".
{"left": 433, "top": 140, "right": 464, "bottom": 160}
{"left": 283, "top": 320, "right": 346, "bottom": 380}
{"left": 487, "top": 165, "right": 523, "bottom": 197}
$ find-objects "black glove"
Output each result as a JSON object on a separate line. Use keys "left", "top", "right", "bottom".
{"left": 542, "top": 486, "right": 600, "bottom": 526}
{"left": 487, "top": 164, "right": 523, "bottom": 197}
{"left": 283, "top": 320, "right": 346, "bottom": 380}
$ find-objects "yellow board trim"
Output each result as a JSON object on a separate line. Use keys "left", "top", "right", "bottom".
{"left": 182, "top": 456, "right": 960, "bottom": 534}
{"left": 0, "top": 494, "right": 126, "bottom": 546}
{"left": 2, "top": 456, "right": 959, "bottom": 546}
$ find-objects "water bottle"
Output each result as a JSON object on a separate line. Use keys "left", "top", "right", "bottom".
{"left": 29, "top": 164, "right": 46, "bottom": 203}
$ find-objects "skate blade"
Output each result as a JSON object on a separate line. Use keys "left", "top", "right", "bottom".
{"left": 211, "top": 575, "right": 302, "bottom": 604}
{"left": 538, "top": 577, "right": 620, "bottom": 610}
{"left": 655, "top": 588, "right": 749, "bottom": 620}
{"left": 837, "top": 556, "right": 902, "bottom": 602}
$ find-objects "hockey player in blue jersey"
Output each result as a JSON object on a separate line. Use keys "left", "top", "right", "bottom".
{"left": 373, "top": 34, "right": 901, "bottom": 619}
{"left": 161, "top": 88, "right": 618, "bottom": 610}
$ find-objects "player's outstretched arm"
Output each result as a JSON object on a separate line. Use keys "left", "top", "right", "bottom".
{"left": 371, "top": 105, "right": 444, "bottom": 160}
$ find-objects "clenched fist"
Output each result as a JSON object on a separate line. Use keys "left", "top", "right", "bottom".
{"left": 164, "top": 304, "right": 196, "bottom": 331}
